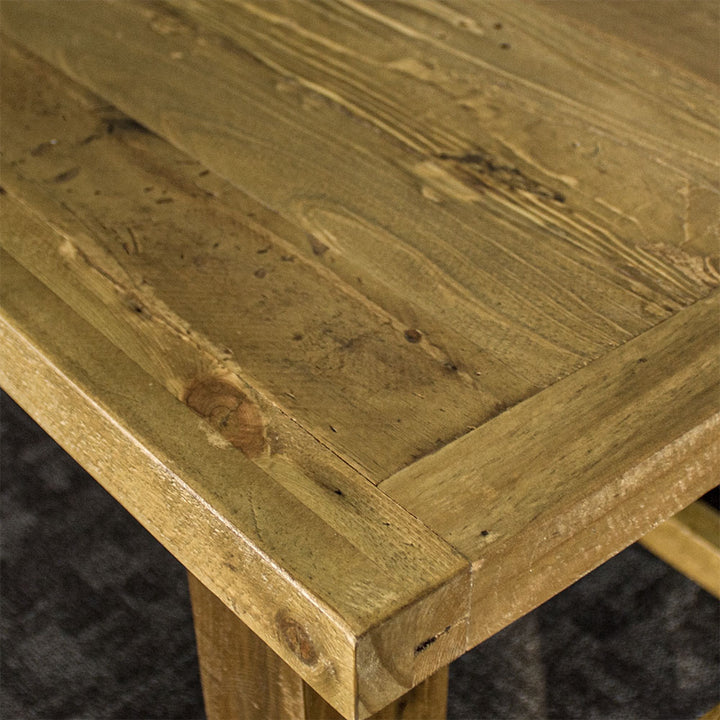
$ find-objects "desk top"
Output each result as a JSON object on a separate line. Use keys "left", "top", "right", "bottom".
{"left": 1, "top": 2, "right": 718, "bottom": 717}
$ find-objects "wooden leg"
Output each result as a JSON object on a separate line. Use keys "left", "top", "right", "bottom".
{"left": 188, "top": 573, "right": 449, "bottom": 720}
{"left": 639, "top": 500, "right": 720, "bottom": 599}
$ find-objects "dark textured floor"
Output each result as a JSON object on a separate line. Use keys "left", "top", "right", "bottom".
{"left": 1, "top": 391, "right": 718, "bottom": 720}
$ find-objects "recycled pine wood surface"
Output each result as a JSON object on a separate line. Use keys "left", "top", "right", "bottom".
{"left": 187, "top": 573, "right": 449, "bottom": 720}
{"left": 0, "top": 247, "right": 468, "bottom": 719}
{"left": 0, "top": 2, "right": 718, "bottom": 718}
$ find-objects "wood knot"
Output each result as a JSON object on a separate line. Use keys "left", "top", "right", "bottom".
{"left": 184, "top": 376, "right": 266, "bottom": 458}
{"left": 276, "top": 611, "right": 318, "bottom": 666}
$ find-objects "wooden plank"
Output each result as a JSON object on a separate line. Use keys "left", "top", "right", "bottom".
{"left": 538, "top": 1, "right": 720, "bottom": 86}
{"left": 188, "top": 571, "right": 335, "bottom": 720}
{"left": 640, "top": 501, "right": 720, "bottom": 599}
{"left": 0, "top": 37, "right": 502, "bottom": 483}
{"left": 1, "top": 2, "right": 718, "bottom": 711}
{"left": 701, "top": 703, "right": 720, "bottom": 720}
{"left": 381, "top": 293, "right": 720, "bottom": 649}
{"left": 188, "top": 573, "right": 449, "bottom": 720}
{"left": 1, "top": 0, "right": 717, "bottom": 406}
{"left": 0, "top": 247, "right": 470, "bottom": 719}
{"left": 368, "top": 668, "right": 448, "bottom": 720}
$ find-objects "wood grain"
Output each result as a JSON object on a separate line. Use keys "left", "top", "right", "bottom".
{"left": 1, "top": 2, "right": 718, "bottom": 715}
{"left": 2, "top": 0, "right": 717, "bottom": 402}
{"left": 0, "top": 247, "right": 468, "bottom": 719}
{"left": 640, "top": 501, "right": 720, "bottom": 599}
{"left": 188, "top": 573, "right": 449, "bottom": 720}
{"left": 0, "top": 38, "right": 501, "bottom": 483}
{"left": 381, "top": 292, "right": 720, "bottom": 648}
{"left": 539, "top": 1, "right": 720, "bottom": 86}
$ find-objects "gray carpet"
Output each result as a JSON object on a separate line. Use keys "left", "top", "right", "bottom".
{"left": 1, "top": 391, "right": 718, "bottom": 719}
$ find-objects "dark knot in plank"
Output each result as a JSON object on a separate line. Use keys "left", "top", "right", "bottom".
{"left": 276, "top": 610, "right": 319, "bottom": 666}
{"left": 184, "top": 376, "right": 266, "bottom": 458}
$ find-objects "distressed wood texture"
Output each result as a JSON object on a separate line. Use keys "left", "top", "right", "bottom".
{"left": 541, "top": 1, "right": 720, "bottom": 86}
{"left": 1, "top": 2, "right": 718, "bottom": 482}
{"left": 188, "top": 573, "right": 449, "bottom": 720}
{"left": 0, "top": 37, "right": 501, "bottom": 484}
{"left": 381, "top": 292, "right": 720, "bottom": 648}
{"left": 640, "top": 501, "right": 720, "bottom": 599}
{"left": 0, "top": 246, "right": 468, "bottom": 719}
{"left": 1, "top": 1, "right": 719, "bottom": 717}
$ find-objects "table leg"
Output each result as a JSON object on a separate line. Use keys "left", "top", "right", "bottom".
{"left": 187, "top": 573, "right": 449, "bottom": 720}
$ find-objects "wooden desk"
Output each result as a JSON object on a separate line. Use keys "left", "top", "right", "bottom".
{"left": 1, "top": 2, "right": 717, "bottom": 718}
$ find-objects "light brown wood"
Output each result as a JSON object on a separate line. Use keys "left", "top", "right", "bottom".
{"left": 188, "top": 571, "right": 334, "bottom": 720}
{"left": 1, "top": 0, "right": 717, "bottom": 417}
{"left": 640, "top": 501, "right": 720, "bottom": 599}
{"left": 0, "top": 37, "right": 503, "bottom": 483}
{"left": 188, "top": 573, "right": 449, "bottom": 720}
{"left": 0, "top": 247, "right": 467, "bottom": 719}
{"left": 701, "top": 703, "right": 720, "bottom": 720}
{"left": 1, "top": 1, "right": 718, "bottom": 716}
{"left": 539, "top": 1, "right": 720, "bottom": 86}
{"left": 381, "top": 292, "right": 720, "bottom": 648}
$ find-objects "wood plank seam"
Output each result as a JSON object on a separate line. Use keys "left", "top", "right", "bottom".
{"left": 383, "top": 289, "right": 720, "bottom": 485}
{"left": 1, "top": 1, "right": 718, "bottom": 715}
{"left": 0, "top": 250, "right": 473, "bottom": 718}
{"left": 0, "top": 35, "right": 517, "bottom": 484}
{"left": 1, "top": 167, "right": 376, "bottom": 487}
{"left": 380, "top": 290, "right": 719, "bottom": 648}
{"left": 2, "top": 3, "right": 719, "bottom": 482}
